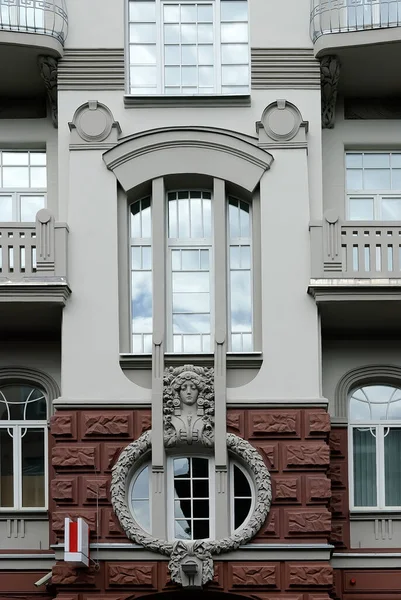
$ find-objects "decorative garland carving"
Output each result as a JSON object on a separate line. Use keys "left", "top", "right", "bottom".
{"left": 320, "top": 55, "right": 340, "bottom": 129}
{"left": 110, "top": 431, "right": 272, "bottom": 587}
{"left": 163, "top": 365, "right": 215, "bottom": 447}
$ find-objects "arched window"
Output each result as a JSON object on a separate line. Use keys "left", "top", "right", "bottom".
{"left": 0, "top": 384, "right": 48, "bottom": 510}
{"left": 129, "top": 188, "right": 255, "bottom": 354}
{"left": 349, "top": 384, "right": 401, "bottom": 510}
{"left": 128, "top": 455, "right": 254, "bottom": 540}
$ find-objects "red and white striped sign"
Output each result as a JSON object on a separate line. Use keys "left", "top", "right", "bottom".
{"left": 64, "top": 517, "right": 90, "bottom": 567}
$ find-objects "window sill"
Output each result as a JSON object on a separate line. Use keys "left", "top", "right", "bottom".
{"left": 350, "top": 510, "right": 401, "bottom": 519}
{"left": 124, "top": 94, "right": 251, "bottom": 108}
{"left": 0, "top": 509, "right": 48, "bottom": 517}
{"left": 120, "top": 352, "right": 263, "bottom": 370}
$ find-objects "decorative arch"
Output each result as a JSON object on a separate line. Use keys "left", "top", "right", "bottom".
{"left": 335, "top": 364, "right": 401, "bottom": 419}
{"left": 103, "top": 126, "right": 273, "bottom": 193}
{"left": 0, "top": 366, "right": 60, "bottom": 410}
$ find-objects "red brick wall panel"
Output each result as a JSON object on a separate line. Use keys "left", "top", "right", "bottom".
{"left": 284, "top": 443, "right": 330, "bottom": 469}
{"left": 82, "top": 476, "right": 109, "bottom": 504}
{"left": 107, "top": 563, "right": 157, "bottom": 589}
{"left": 82, "top": 412, "right": 133, "bottom": 438}
{"left": 227, "top": 410, "right": 245, "bottom": 436}
{"left": 51, "top": 478, "right": 77, "bottom": 503}
{"left": 285, "top": 509, "right": 331, "bottom": 536}
{"left": 52, "top": 445, "right": 99, "bottom": 470}
{"left": 51, "top": 413, "right": 77, "bottom": 439}
{"left": 305, "top": 411, "right": 331, "bottom": 437}
{"left": 306, "top": 476, "right": 332, "bottom": 503}
{"left": 228, "top": 563, "right": 280, "bottom": 589}
{"left": 248, "top": 411, "right": 300, "bottom": 438}
{"left": 273, "top": 476, "right": 301, "bottom": 503}
{"left": 287, "top": 564, "right": 333, "bottom": 588}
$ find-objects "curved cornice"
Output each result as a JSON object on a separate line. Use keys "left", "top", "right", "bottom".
{"left": 335, "top": 364, "right": 401, "bottom": 420}
{"left": 103, "top": 126, "right": 273, "bottom": 193}
{"left": 0, "top": 366, "right": 60, "bottom": 401}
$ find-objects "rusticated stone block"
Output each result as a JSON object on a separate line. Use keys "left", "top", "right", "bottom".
{"left": 52, "top": 563, "right": 95, "bottom": 586}
{"left": 227, "top": 411, "right": 244, "bottom": 436}
{"left": 104, "top": 508, "right": 126, "bottom": 538}
{"left": 55, "top": 595, "right": 79, "bottom": 600}
{"left": 330, "top": 522, "right": 347, "bottom": 547}
{"left": 287, "top": 564, "right": 333, "bottom": 587}
{"left": 138, "top": 411, "right": 152, "bottom": 435}
{"left": 328, "top": 462, "right": 347, "bottom": 488}
{"left": 103, "top": 444, "right": 124, "bottom": 472}
{"left": 83, "top": 413, "right": 131, "bottom": 437}
{"left": 329, "top": 430, "right": 346, "bottom": 457}
{"left": 285, "top": 443, "right": 330, "bottom": 468}
{"left": 330, "top": 491, "right": 347, "bottom": 515}
{"left": 83, "top": 477, "right": 109, "bottom": 503}
{"left": 209, "top": 562, "right": 224, "bottom": 589}
{"left": 51, "top": 478, "right": 76, "bottom": 503}
{"left": 107, "top": 563, "right": 156, "bottom": 588}
{"left": 51, "top": 414, "right": 76, "bottom": 438}
{"left": 273, "top": 477, "right": 300, "bottom": 502}
{"left": 308, "top": 594, "right": 331, "bottom": 600}
{"left": 306, "top": 477, "right": 332, "bottom": 502}
{"left": 306, "top": 412, "right": 330, "bottom": 436}
{"left": 259, "top": 508, "right": 280, "bottom": 538}
{"left": 229, "top": 564, "right": 278, "bottom": 588}
{"left": 52, "top": 446, "right": 98, "bottom": 469}
{"left": 286, "top": 510, "right": 331, "bottom": 535}
{"left": 250, "top": 411, "right": 299, "bottom": 437}
{"left": 52, "top": 510, "right": 98, "bottom": 539}
{"left": 255, "top": 443, "right": 279, "bottom": 471}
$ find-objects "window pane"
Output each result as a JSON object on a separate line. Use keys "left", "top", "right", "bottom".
{"left": 234, "top": 464, "right": 251, "bottom": 496}
{"left": 193, "top": 520, "right": 209, "bottom": 539}
{"left": 353, "top": 428, "right": 377, "bottom": 507}
{"left": 173, "top": 313, "right": 210, "bottom": 333}
{"left": 348, "top": 197, "right": 374, "bottom": 220}
{"left": 192, "top": 457, "right": 208, "bottom": 477}
{"left": 346, "top": 153, "right": 363, "bottom": 168}
{"left": 364, "top": 169, "right": 391, "bottom": 190}
{"left": 175, "top": 499, "right": 191, "bottom": 518}
{"left": 193, "top": 499, "right": 208, "bottom": 517}
{"left": 174, "top": 457, "right": 190, "bottom": 477}
{"left": 182, "top": 66, "right": 197, "bottom": 86}
{"left": 382, "top": 198, "right": 401, "bottom": 220}
{"left": 364, "top": 153, "right": 390, "bottom": 168}
{"left": 391, "top": 154, "right": 401, "bottom": 168}
{"left": 130, "top": 23, "right": 156, "bottom": 43}
{"left": 198, "top": 45, "right": 214, "bottom": 65}
{"left": 181, "top": 44, "right": 196, "bottom": 64}
{"left": 129, "top": 1, "right": 156, "bottom": 21}
{"left": 164, "top": 4, "right": 180, "bottom": 22}
{"left": 173, "top": 271, "right": 209, "bottom": 293}
{"left": 392, "top": 169, "right": 401, "bottom": 189}
{"left": 130, "top": 66, "right": 157, "bottom": 85}
{"left": 221, "top": 1, "right": 248, "bottom": 21}
{"left": 193, "top": 479, "right": 208, "bottom": 497}
{"left": 132, "top": 500, "right": 151, "bottom": 531}
{"left": 164, "top": 23, "right": 180, "bottom": 43}
{"left": 0, "top": 196, "right": 13, "bottom": 221}
{"left": 221, "top": 22, "right": 248, "bottom": 42}
{"left": 165, "top": 66, "right": 181, "bottom": 85}
{"left": 2, "top": 152, "right": 28, "bottom": 166}
{"left": 384, "top": 428, "right": 401, "bottom": 506}
{"left": 175, "top": 519, "right": 191, "bottom": 539}
{"left": 198, "top": 4, "right": 212, "bottom": 21}
{"left": 181, "top": 4, "right": 196, "bottom": 22}
{"left": 199, "top": 66, "right": 214, "bottom": 86}
{"left": 130, "top": 45, "right": 157, "bottom": 64}
{"left": 222, "top": 65, "right": 248, "bottom": 86}
{"left": 230, "top": 271, "right": 252, "bottom": 333}
{"left": 3, "top": 167, "right": 29, "bottom": 188}
{"left": 234, "top": 498, "right": 252, "bottom": 529}
{"left": 346, "top": 169, "right": 363, "bottom": 190}
{"left": 132, "top": 465, "right": 150, "bottom": 499}
{"left": 20, "top": 196, "right": 45, "bottom": 222}
{"left": 173, "top": 292, "right": 210, "bottom": 313}
{"left": 221, "top": 44, "right": 248, "bottom": 64}
{"left": 0, "top": 429, "right": 13, "bottom": 507}
{"left": 22, "top": 428, "right": 45, "bottom": 508}
{"left": 197, "top": 23, "right": 213, "bottom": 42}
{"left": 132, "top": 271, "right": 152, "bottom": 333}
{"left": 30, "top": 167, "right": 46, "bottom": 188}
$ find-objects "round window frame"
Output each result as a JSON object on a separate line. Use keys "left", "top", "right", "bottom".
{"left": 111, "top": 431, "right": 272, "bottom": 556}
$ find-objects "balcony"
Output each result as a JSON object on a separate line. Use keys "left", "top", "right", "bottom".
{"left": 0, "top": 1, "right": 68, "bottom": 116}
{"left": 0, "top": 209, "right": 70, "bottom": 304}
{"left": 309, "top": 213, "right": 401, "bottom": 334}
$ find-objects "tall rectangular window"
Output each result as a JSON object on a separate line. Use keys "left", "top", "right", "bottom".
{"left": 0, "top": 151, "right": 46, "bottom": 222}
{"left": 128, "top": 0, "right": 249, "bottom": 96}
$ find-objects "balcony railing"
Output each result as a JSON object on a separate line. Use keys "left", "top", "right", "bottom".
{"left": 0, "top": 209, "right": 68, "bottom": 282}
{"left": 311, "top": 0, "right": 401, "bottom": 42}
{"left": 0, "top": 0, "right": 68, "bottom": 45}
{"left": 310, "top": 213, "right": 401, "bottom": 278}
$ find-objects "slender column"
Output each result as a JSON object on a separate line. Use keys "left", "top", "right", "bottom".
{"left": 151, "top": 177, "right": 167, "bottom": 538}
{"left": 213, "top": 177, "right": 229, "bottom": 538}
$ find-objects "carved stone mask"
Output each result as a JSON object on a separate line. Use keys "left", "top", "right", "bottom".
{"left": 179, "top": 381, "right": 199, "bottom": 406}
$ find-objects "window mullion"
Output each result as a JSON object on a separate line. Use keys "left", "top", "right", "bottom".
{"left": 15, "top": 425, "right": 21, "bottom": 510}
{"left": 378, "top": 425, "right": 385, "bottom": 509}
{"left": 215, "top": 0, "right": 221, "bottom": 93}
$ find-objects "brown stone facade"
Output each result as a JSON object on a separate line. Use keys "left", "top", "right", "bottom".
{"left": 328, "top": 428, "right": 350, "bottom": 550}
{"left": 47, "top": 407, "right": 334, "bottom": 599}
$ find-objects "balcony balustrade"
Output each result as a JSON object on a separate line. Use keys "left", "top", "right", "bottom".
{"left": 0, "top": 210, "right": 69, "bottom": 303}
{"left": 311, "top": 0, "right": 401, "bottom": 42}
{"left": 310, "top": 213, "right": 401, "bottom": 279}
{"left": 0, "top": 0, "right": 67, "bottom": 45}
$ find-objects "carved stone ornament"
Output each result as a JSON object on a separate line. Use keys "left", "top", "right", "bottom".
{"left": 321, "top": 56, "right": 340, "bottom": 129}
{"left": 38, "top": 55, "right": 58, "bottom": 128}
{"left": 111, "top": 431, "right": 272, "bottom": 588}
{"left": 163, "top": 365, "right": 214, "bottom": 447}
{"left": 68, "top": 100, "right": 121, "bottom": 145}
{"left": 260, "top": 99, "right": 306, "bottom": 142}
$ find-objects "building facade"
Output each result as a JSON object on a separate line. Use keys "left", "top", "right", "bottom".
{"left": 0, "top": 0, "right": 400, "bottom": 599}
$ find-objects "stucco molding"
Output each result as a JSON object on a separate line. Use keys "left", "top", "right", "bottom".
{"left": 257, "top": 99, "right": 308, "bottom": 147}
{"left": 58, "top": 49, "right": 124, "bottom": 90}
{"left": 0, "top": 282, "right": 71, "bottom": 304}
{"left": 335, "top": 364, "right": 401, "bottom": 420}
{"left": 124, "top": 95, "right": 251, "bottom": 108}
{"left": 251, "top": 48, "right": 320, "bottom": 89}
{"left": 111, "top": 431, "right": 271, "bottom": 587}
{"left": 103, "top": 127, "right": 273, "bottom": 193}
{"left": 120, "top": 352, "right": 263, "bottom": 370}
{"left": 0, "top": 366, "right": 60, "bottom": 402}
{"left": 69, "top": 101, "right": 121, "bottom": 145}
{"left": 320, "top": 55, "right": 340, "bottom": 129}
